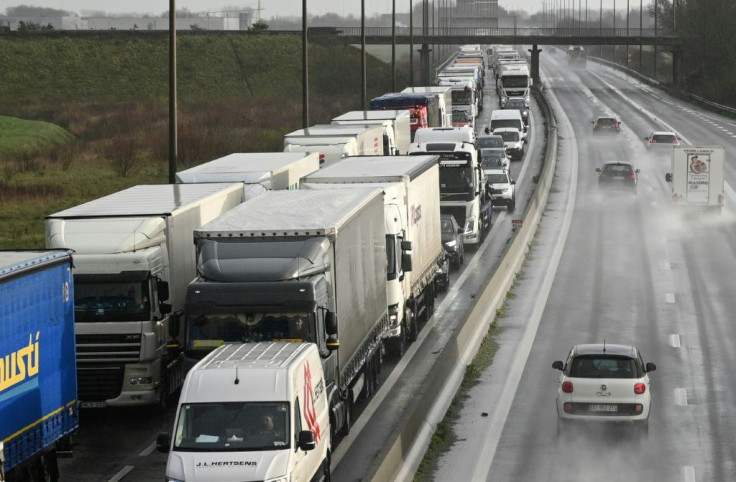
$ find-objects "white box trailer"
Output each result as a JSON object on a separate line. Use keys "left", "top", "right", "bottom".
{"left": 300, "top": 155, "right": 443, "bottom": 357}
{"left": 157, "top": 342, "right": 331, "bottom": 482}
{"left": 665, "top": 145, "right": 725, "bottom": 209}
{"left": 401, "top": 86, "right": 454, "bottom": 127}
{"left": 175, "top": 152, "right": 320, "bottom": 200}
{"left": 283, "top": 124, "right": 384, "bottom": 166}
{"left": 45, "top": 183, "right": 245, "bottom": 407}
{"left": 186, "top": 188, "right": 388, "bottom": 436}
{"left": 331, "top": 110, "right": 412, "bottom": 155}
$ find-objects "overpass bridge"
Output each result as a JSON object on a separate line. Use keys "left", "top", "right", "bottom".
{"left": 306, "top": 26, "right": 681, "bottom": 86}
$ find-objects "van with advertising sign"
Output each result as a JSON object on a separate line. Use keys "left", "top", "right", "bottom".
{"left": 665, "top": 145, "right": 725, "bottom": 211}
{"left": 157, "top": 342, "right": 331, "bottom": 482}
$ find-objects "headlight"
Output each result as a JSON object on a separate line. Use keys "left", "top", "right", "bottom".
{"left": 265, "top": 476, "right": 291, "bottom": 482}
{"left": 463, "top": 217, "right": 476, "bottom": 234}
{"left": 445, "top": 240, "right": 457, "bottom": 248}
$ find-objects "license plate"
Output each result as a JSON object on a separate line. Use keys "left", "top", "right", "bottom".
{"left": 612, "top": 176, "right": 624, "bottom": 180}
{"left": 80, "top": 401, "right": 107, "bottom": 408}
{"left": 589, "top": 404, "right": 617, "bottom": 412}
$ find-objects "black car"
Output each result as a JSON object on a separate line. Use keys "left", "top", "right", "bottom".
{"left": 596, "top": 161, "right": 639, "bottom": 192}
{"left": 592, "top": 116, "right": 621, "bottom": 134}
{"left": 440, "top": 214, "right": 465, "bottom": 269}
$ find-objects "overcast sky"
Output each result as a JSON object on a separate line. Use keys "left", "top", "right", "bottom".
{"left": 1, "top": 1, "right": 538, "bottom": 18}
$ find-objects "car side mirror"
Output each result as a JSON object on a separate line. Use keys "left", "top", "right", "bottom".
{"left": 665, "top": 173, "right": 672, "bottom": 182}
{"left": 297, "top": 430, "right": 316, "bottom": 451}
{"left": 511, "top": 180, "right": 516, "bottom": 185}
{"left": 643, "top": 136, "right": 649, "bottom": 140}
{"left": 156, "top": 433, "right": 171, "bottom": 453}
{"left": 595, "top": 168, "right": 602, "bottom": 173}
{"left": 635, "top": 169, "right": 641, "bottom": 173}
{"left": 645, "top": 362, "right": 657, "bottom": 372}
{"left": 552, "top": 360, "right": 564, "bottom": 371}
{"left": 457, "top": 228, "right": 464, "bottom": 234}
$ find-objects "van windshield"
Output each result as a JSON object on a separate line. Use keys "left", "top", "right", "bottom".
{"left": 174, "top": 402, "right": 290, "bottom": 451}
{"left": 491, "top": 119, "right": 521, "bottom": 130}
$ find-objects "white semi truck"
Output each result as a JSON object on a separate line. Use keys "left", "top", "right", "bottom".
{"left": 175, "top": 152, "right": 320, "bottom": 200}
{"left": 45, "top": 183, "right": 244, "bottom": 408}
{"left": 301, "top": 155, "right": 444, "bottom": 357}
{"left": 283, "top": 124, "right": 384, "bottom": 166}
{"left": 409, "top": 141, "right": 493, "bottom": 246}
{"left": 183, "top": 188, "right": 389, "bottom": 438}
{"left": 331, "top": 110, "right": 412, "bottom": 155}
{"left": 665, "top": 145, "right": 725, "bottom": 210}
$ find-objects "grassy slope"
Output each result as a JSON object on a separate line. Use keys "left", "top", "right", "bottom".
{"left": 0, "top": 116, "right": 75, "bottom": 156}
{"left": 0, "top": 32, "right": 408, "bottom": 249}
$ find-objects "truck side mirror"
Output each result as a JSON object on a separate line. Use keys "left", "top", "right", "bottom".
{"left": 665, "top": 173, "right": 672, "bottom": 182}
{"left": 297, "top": 430, "right": 316, "bottom": 451}
{"left": 325, "top": 311, "right": 337, "bottom": 335}
{"left": 158, "top": 280, "right": 170, "bottom": 302}
{"left": 401, "top": 240, "right": 413, "bottom": 251}
{"left": 401, "top": 252, "right": 413, "bottom": 272}
{"left": 156, "top": 433, "right": 171, "bottom": 453}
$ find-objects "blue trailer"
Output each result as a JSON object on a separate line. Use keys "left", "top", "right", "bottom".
{"left": 0, "top": 250, "right": 77, "bottom": 482}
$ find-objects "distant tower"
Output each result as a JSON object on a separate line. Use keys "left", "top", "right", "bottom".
{"left": 454, "top": 0, "right": 498, "bottom": 29}
{"left": 254, "top": 0, "right": 264, "bottom": 23}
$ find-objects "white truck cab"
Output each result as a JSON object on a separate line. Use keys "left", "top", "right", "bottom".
{"left": 158, "top": 342, "right": 331, "bottom": 482}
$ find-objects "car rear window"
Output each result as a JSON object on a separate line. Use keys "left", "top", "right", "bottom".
{"left": 569, "top": 356, "right": 637, "bottom": 378}
{"left": 497, "top": 131, "right": 519, "bottom": 142}
{"left": 477, "top": 136, "right": 505, "bottom": 148}
{"left": 597, "top": 118, "right": 616, "bottom": 126}
{"left": 603, "top": 164, "right": 633, "bottom": 174}
{"left": 652, "top": 134, "right": 677, "bottom": 143}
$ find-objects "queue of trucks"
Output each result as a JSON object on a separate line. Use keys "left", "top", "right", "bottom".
{"left": 3, "top": 44, "right": 491, "bottom": 482}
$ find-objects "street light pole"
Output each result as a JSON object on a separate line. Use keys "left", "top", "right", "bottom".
{"left": 302, "top": 0, "right": 308, "bottom": 127}
{"left": 168, "top": 0, "right": 177, "bottom": 183}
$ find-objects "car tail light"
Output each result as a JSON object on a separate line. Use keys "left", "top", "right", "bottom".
{"left": 650, "top": 139, "right": 657, "bottom": 144}
{"left": 319, "top": 154, "right": 326, "bottom": 165}
{"left": 634, "top": 383, "right": 646, "bottom": 394}
{"left": 599, "top": 172, "right": 607, "bottom": 179}
{"left": 629, "top": 173, "right": 637, "bottom": 180}
{"left": 673, "top": 139, "right": 679, "bottom": 144}
{"left": 594, "top": 123, "right": 599, "bottom": 128}
{"left": 562, "top": 381, "right": 574, "bottom": 393}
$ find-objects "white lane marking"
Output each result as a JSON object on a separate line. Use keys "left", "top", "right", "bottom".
{"left": 684, "top": 465, "right": 696, "bottom": 482}
{"left": 675, "top": 388, "right": 689, "bottom": 406}
{"left": 670, "top": 334, "right": 681, "bottom": 348}
{"left": 666, "top": 293, "right": 676, "bottom": 303}
{"left": 139, "top": 441, "right": 157, "bottom": 457}
{"left": 107, "top": 466, "right": 135, "bottom": 482}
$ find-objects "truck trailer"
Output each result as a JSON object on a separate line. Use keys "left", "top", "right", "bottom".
{"left": 331, "top": 110, "right": 412, "bottom": 155}
{"left": 0, "top": 250, "right": 77, "bottom": 482}
{"left": 183, "top": 188, "right": 389, "bottom": 437}
{"left": 401, "top": 86, "right": 454, "bottom": 127}
{"left": 301, "top": 155, "right": 444, "bottom": 357}
{"left": 45, "top": 183, "right": 245, "bottom": 408}
{"left": 175, "top": 152, "right": 320, "bottom": 200}
{"left": 283, "top": 124, "right": 384, "bottom": 166}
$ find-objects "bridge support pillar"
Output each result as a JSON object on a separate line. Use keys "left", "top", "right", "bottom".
{"left": 419, "top": 44, "right": 432, "bottom": 86}
{"left": 528, "top": 44, "right": 542, "bottom": 85}
{"left": 672, "top": 47, "right": 682, "bottom": 92}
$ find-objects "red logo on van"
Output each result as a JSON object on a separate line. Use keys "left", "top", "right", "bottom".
{"left": 304, "top": 362, "right": 321, "bottom": 442}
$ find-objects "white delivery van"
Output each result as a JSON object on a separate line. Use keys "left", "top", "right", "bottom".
{"left": 489, "top": 109, "right": 527, "bottom": 140}
{"left": 157, "top": 342, "right": 331, "bottom": 482}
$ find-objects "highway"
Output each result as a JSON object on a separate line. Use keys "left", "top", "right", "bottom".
{"left": 432, "top": 48, "right": 736, "bottom": 482}
{"left": 57, "top": 47, "right": 736, "bottom": 482}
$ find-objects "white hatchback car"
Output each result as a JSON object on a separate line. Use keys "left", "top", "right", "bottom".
{"left": 552, "top": 343, "right": 656, "bottom": 434}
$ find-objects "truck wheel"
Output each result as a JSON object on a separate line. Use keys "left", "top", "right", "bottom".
{"left": 339, "top": 394, "right": 353, "bottom": 437}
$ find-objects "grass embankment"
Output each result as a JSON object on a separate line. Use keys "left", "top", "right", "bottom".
{"left": 0, "top": 31, "right": 408, "bottom": 249}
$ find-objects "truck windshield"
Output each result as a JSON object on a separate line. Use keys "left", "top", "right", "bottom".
{"left": 451, "top": 90, "right": 473, "bottom": 105}
{"left": 75, "top": 281, "right": 151, "bottom": 322}
{"left": 186, "top": 312, "right": 316, "bottom": 351}
{"left": 439, "top": 166, "right": 475, "bottom": 198}
{"left": 502, "top": 76, "right": 529, "bottom": 88}
{"left": 174, "top": 401, "right": 290, "bottom": 452}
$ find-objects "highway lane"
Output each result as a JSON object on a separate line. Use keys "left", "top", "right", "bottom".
{"left": 57, "top": 54, "right": 547, "bottom": 481}
{"left": 434, "top": 49, "right": 736, "bottom": 482}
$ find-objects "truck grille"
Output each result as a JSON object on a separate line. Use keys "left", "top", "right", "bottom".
{"left": 77, "top": 365, "right": 125, "bottom": 402}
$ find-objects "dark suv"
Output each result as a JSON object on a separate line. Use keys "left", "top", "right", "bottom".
{"left": 592, "top": 116, "right": 621, "bottom": 134}
{"left": 595, "top": 161, "right": 639, "bottom": 192}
